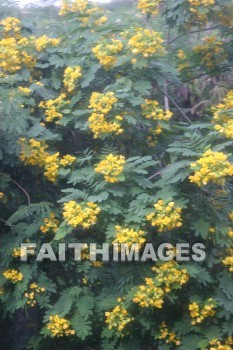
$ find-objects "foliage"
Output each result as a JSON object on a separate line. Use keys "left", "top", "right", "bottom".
{"left": 0, "top": 0, "right": 233, "bottom": 349}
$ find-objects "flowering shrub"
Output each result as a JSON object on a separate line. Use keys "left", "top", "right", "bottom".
{"left": 0, "top": 0, "right": 233, "bottom": 349}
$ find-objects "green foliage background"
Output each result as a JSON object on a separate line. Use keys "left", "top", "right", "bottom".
{"left": 0, "top": 0, "right": 233, "bottom": 349}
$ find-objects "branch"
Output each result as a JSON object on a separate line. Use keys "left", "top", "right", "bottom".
{"left": 183, "top": 64, "right": 233, "bottom": 83}
{"left": 168, "top": 26, "right": 220, "bottom": 44}
{"left": 148, "top": 171, "right": 161, "bottom": 180}
{"left": 0, "top": 172, "right": 31, "bottom": 205}
{"left": 153, "top": 84, "right": 192, "bottom": 124}
{"left": 0, "top": 217, "right": 15, "bottom": 230}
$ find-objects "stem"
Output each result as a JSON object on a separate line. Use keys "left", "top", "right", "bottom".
{"left": 153, "top": 84, "right": 192, "bottom": 124}
{"left": 148, "top": 171, "right": 161, "bottom": 180}
{"left": 168, "top": 26, "right": 220, "bottom": 44}
{"left": 0, "top": 172, "right": 31, "bottom": 205}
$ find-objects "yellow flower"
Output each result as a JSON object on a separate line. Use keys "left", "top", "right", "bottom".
{"left": 112, "top": 226, "right": 146, "bottom": 249}
{"left": 63, "top": 201, "right": 101, "bottom": 228}
{"left": 142, "top": 99, "right": 172, "bottom": 139}
{"left": 63, "top": 66, "right": 82, "bottom": 92}
{"left": 133, "top": 277, "right": 164, "bottom": 308}
{"left": 105, "top": 302, "right": 134, "bottom": 333}
{"left": 128, "top": 28, "right": 165, "bottom": 58}
{"left": 60, "top": 154, "right": 76, "bottom": 167}
{"left": 18, "top": 86, "right": 31, "bottom": 95}
{"left": 159, "top": 322, "right": 181, "bottom": 346}
{"left": 0, "top": 192, "right": 4, "bottom": 199}
{"left": 88, "top": 91, "right": 124, "bottom": 138}
{"left": 193, "top": 36, "right": 226, "bottom": 69}
{"left": 146, "top": 199, "right": 182, "bottom": 232}
{"left": 189, "top": 149, "right": 233, "bottom": 187}
{"left": 59, "top": 0, "right": 89, "bottom": 16}
{"left": 40, "top": 213, "right": 59, "bottom": 234}
{"left": 152, "top": 261, "right": 189, "bottom": 292}
{"left": 47, "top": 315, "right": 75, "bottom": 337}
{"left": 24, "top": 283, "right": 46, "bottom": 307}
{"left": 212, "top": 90, "right": 233, "bottom": 138}
{"left": 34, "top": 35, "right": 60, "bottom": 51}
{"left": 39, "top": 93, "right": 69, "bottom": 122}
{"left": 92, "top": 37, "right": 123, "bottom": 69}
{"left": 189, "top": 299, "right": 216, "bottom": 325}
{"left": 95, "top": 154, "right": 125, "bottom": 183}
{"left": 138, "top": 0, "right": 161, "bottom": 15}
{"left": 3, "top": 269, "right": 23, "bottom": 283}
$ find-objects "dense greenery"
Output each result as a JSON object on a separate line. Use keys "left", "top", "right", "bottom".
{"left": 0, "top": 0, "right": 233, "bottom": 349}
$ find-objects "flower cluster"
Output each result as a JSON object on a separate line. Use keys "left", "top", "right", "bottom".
{"left": 24, "top": 283, "right": 45, "bottom": 307}
{"left": 34, "top": 35, "right": 60, "bottom": 52}
{"left": 88, "top": 92, "right": 123, "bottom": 138}
{"left": 95, "top": 154, "right": 125, "bottom": 183}
{"left": 39, "top": 93, "right": 70, "bottom": 123}
{"left": 188, "top": 0, "right": 214, "bottom": 21}
{"left": 59, "top": 0, "right": 89, "bottom": 16}
{"left": 18, "top": 86, "right": 31, "bottom": 95}
{"left": 12, "top": 247, "right": 26, "bottom": 259}
{"left": 63, "top": 66, "right": 82, "bottom": 92}
{"left": 20, "top": 138, "right": 76, "bottom": 182}
{"left": 105, "top": 299, "right": 134, "bottom": 334}
{"left": 92, "top": 38, "right": 123, "bottom": 69}
{"left": 189, "top": 299, "right": 216, "bottom": 325}
{"left": 133, "top": 278, "right": 164, "bottom": 308}
{"left": 189, "top": 150, "right": 233, "bottom": 187}
{"left": 128, "top": 28, "right": 165, "bottom": 59}
{"left": 0, "top": 17, "right": 21, "bottom": 38}
{"left": 142, "top": 100, "right": 173, "bottom": 122}
{"left": 47, "top": 315, "right": 75, "bottom": 337}
{"left": 152, "top": 261, "right": 189, "bottom": 293}
{"left": 40, "top": 213, "right": 59, "bottom": 234}
{"left": 142, "top": 99, "right": 172, "bottom": 135}
{"left": 3, "top": 269, "right": 23, "bottom": 283}
{"left": 212, "top": 90, "right": 233, "bottom": 139}
{"left": 205, "top": 337, "right": 233, "bottom": 350}
{"left": 112, "top": 226, "right": 146, "bottom": 249}
{"left": 0, "top": 36, "right": 36, "bottom": 74}
{"left": 146, "top": 200, "right": 182, "bottom": 232}
{"left": 12, "top": 245, "right": 35, "bottom": 259}
{"left": 193, "top": 36, "right": 225, "bottom": 69}
{"left": 63, "top": 201, "right": 101, "bottom": 228}
{"left": 0, "top": 18, "right": 60, "bottom": 76}
{"left": 137, "top": 0, "right": 161, "bottom": 15}
{"left": 222, "top": 247, "right": 233, "bottom": 272}
{"left": 159, "top": 322, "right": 181, "bottom": 346}
{"left": 0, "top": 192, "right": 4, "bottom": 199}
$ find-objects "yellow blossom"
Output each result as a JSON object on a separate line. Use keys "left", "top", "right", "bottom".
{"left": 40, "top": 213, "right": 59, "bottom": 234}
{"left": 138, "top": 0, "right": 161, "bottom": 15}
{"left": 47, "top": 315, "right": 75, "bottom": 337}
{"left": 189, "top": 149, "right": 233, "bottom": 187}
{"left": 24, "top": 283, "right": 45, "bottom": 307}
{"left": 34, "top": 35, "right": 60, "bottom": 52}
{"left": 159, "top": 322, "right": 181, "bottom": 346}
{"left": 95, "top": 154, "right": 125, "bottom": 183}
{"left": 146, "top": 200, "right": 182, "bottom": 232}
{"left": 3, "top": 269, "right": 23, "bottom": 283}
{"left": 128, "top": 28, "right": 165, "bottom": 58}
{"left": 63, "top": 66, "right": 82, "bottom": 92}
{"left": 112, "top": 226, "right": 146, "bottom": 249}
{"left": 212, "top": 90, "right": 233, "bottom": 138}
{"left": 39, "top": 93, "right": 70, "bottom": 122}
{"left": 92, "top": 38, "right": 123, "bottom": 69}
{"left": 133, "top": 277, "right": 164, "bottom": 308}
{"left": 63, "top": 201, "right": 101, "bottom": 228}
{"left": 105, "top": 303, "right": 134, "bottom": 333}
{"left": 18, "top": 86, "right": 31, "bottom": 95}
{"left": 189, "top": 299, "right": 216, "bottom": 325}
